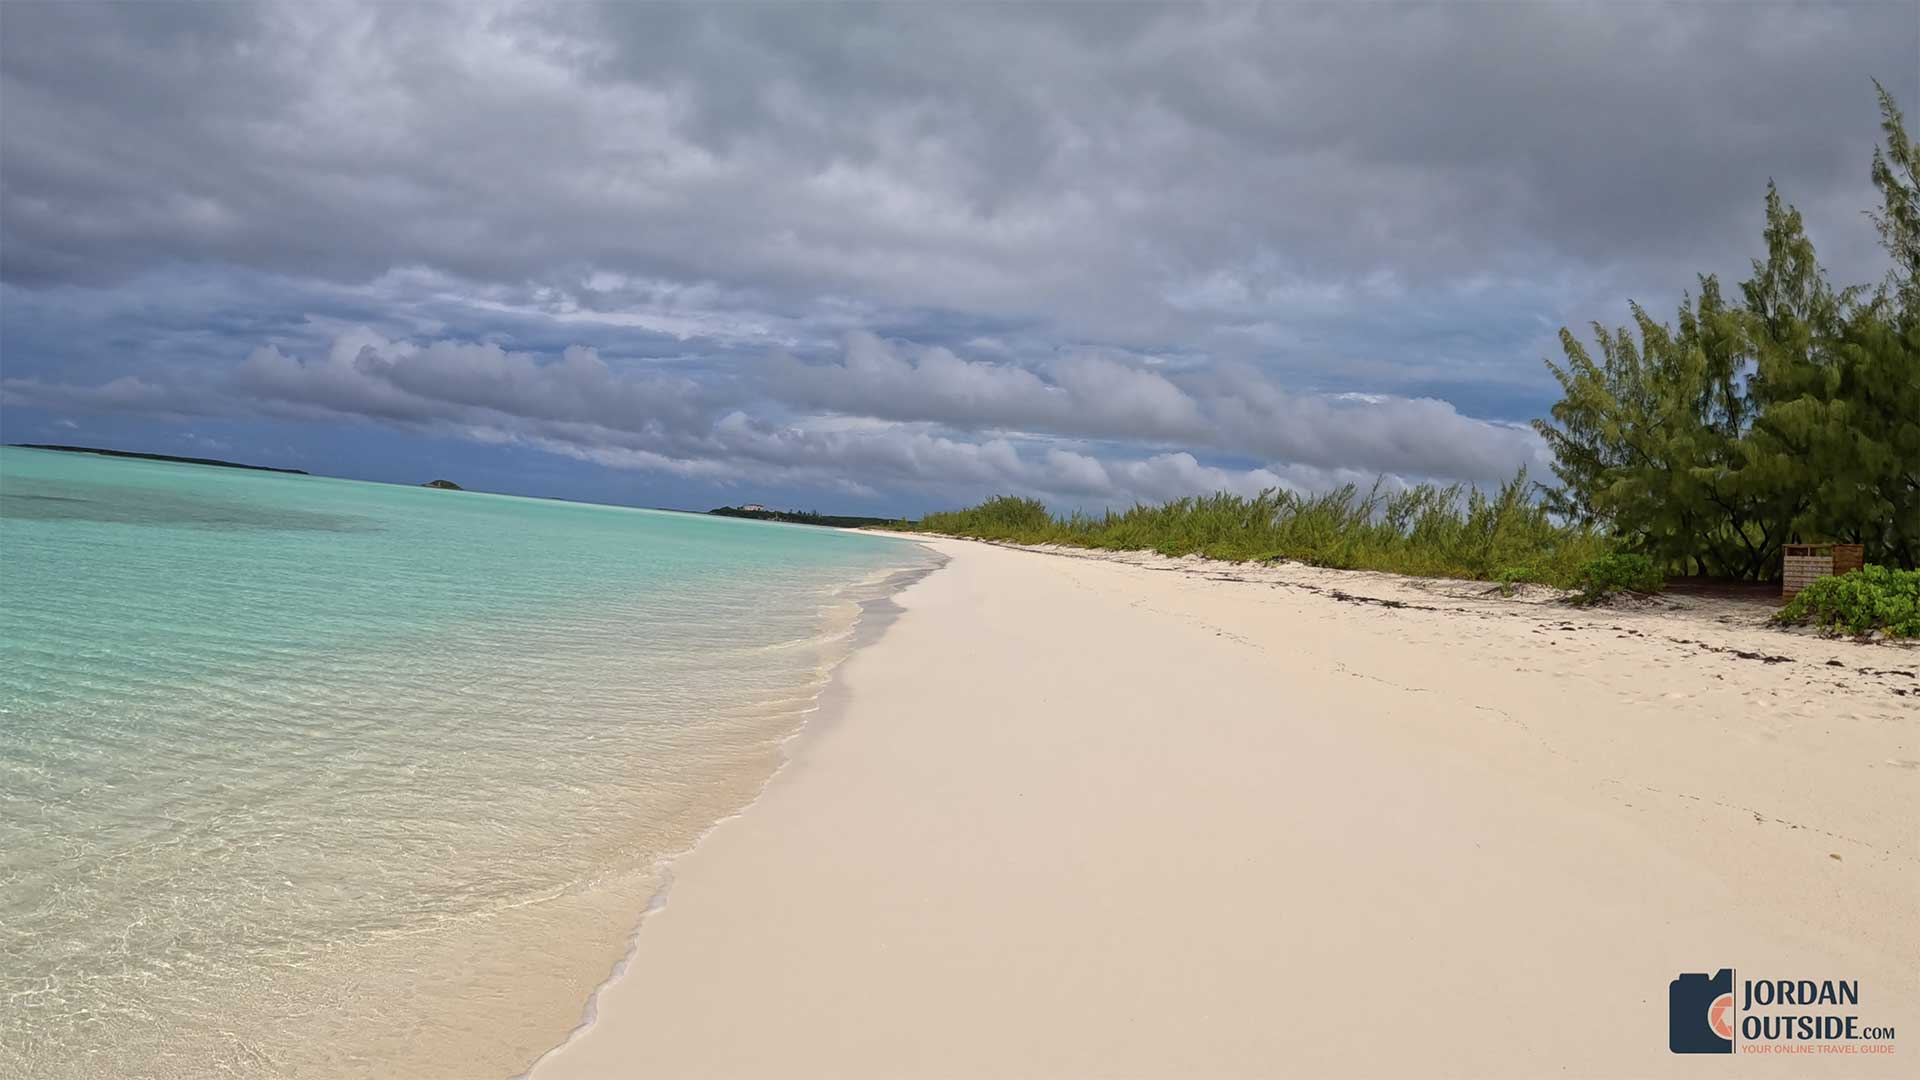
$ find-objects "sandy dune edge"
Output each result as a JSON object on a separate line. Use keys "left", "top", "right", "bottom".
{"left": 529, "top": 536, "right": 1915, "bottom": 1078}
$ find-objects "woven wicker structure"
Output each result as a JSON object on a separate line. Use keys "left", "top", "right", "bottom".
{"left": 1782, "top": 543, "right": 1864, "bottom": 600}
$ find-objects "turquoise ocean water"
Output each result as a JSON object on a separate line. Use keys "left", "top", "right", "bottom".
{"left": 0, "top": 446, "right": 935, "bottom": 1079}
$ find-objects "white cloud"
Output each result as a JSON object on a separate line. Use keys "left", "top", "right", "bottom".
{"left": 772, "top": 333, "right": 1547, "bottom": 482}
{"left": 2, "top": 326, "right": 1545, "bottom": 509}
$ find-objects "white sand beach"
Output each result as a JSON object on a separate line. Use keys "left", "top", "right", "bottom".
{"left": 530, "top": 536, "right": 1916, "bottom": 1078}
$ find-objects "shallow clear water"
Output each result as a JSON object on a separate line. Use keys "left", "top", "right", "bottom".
{"left": 0, "top": 446, "right": 933, "bottom": 1079}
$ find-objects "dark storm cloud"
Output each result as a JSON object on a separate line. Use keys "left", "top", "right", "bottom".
{"left": 1, "top": 1, "right": 1912, "bottom": 504}
{"left": 7, "top": 2, "right": 1907, "bottom": 296}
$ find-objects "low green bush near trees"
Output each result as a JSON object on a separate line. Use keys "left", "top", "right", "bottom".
{"left": 1772, "top": 566, "right": 1920, "bottom": 637}
{"left": 1493, "top": 565, "right": 1541, "bottom": 597}
{"left": 1568, "top": 553, "right": 1666, "bottom": 606}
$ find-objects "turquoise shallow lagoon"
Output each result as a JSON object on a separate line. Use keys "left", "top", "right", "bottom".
{"left": 0, "top": 446, "right": 934, "bottom": 1079}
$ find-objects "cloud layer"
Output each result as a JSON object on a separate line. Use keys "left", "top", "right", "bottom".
{"left": 1, "top": 2, "right": 1910, "bottom": 508}
{"left": 4, "top": 327, "right": 1543, "bottom": 505}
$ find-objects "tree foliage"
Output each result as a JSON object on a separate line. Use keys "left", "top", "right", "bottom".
{"left": 1536, "top": 87, "right": 1920, "bottom": 577}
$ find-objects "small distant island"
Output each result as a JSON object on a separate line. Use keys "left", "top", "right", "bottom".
{"left": 709, "top": 505, "right": 908, "bottom": 529}
{"left": 422, "top": 479, "right": 464, "bottom": 490}
{"left": 9, "top": 443, "right": 309, "bottom": 475}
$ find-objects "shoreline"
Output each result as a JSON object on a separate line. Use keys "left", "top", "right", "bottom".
{"left": 528, "top": 535, "right": 1915, "bottom": 1078}
{"left": 515, "top": 553, "right": 947, "bottom": 1080}
{"left": 0, "top": 450, "right": 951, "bottom": 1080}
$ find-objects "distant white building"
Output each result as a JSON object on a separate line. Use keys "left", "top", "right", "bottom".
{"left": 741, "top": 503, "right": 768, "bottom": 512}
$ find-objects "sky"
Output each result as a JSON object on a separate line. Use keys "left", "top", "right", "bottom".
{"left": 2, "top": 1, "right": 1915, "bottom": 516}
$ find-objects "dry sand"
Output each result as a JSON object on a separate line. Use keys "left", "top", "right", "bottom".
{"left": 528, "top": 536, "right": 1916, "bottom": 1078}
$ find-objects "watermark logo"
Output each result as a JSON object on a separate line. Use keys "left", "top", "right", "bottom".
{"left": 1670, "top": 969, "right": 1735, "bottom": 1054}
{"left": 1710, "top": 990, "right": 1737, "bottom": 1041}
{"left": 1669, "top": 968, "right": 1898, "bottom": 1057}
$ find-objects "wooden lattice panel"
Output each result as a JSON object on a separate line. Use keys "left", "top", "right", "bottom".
{"left": 1782, "top": 544, "right": 1836, "bottom": 601}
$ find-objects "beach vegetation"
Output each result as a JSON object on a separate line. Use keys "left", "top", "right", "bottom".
{"left": 1534, "top": 85, "right": 1920, "bottom": 579}
{"left": 709, "top": 505, "right": 911, "bottom": 529}
{"left": 1772, "top": 565, "right": 1920, "bottom": 637}
{"left": 912, "top": 495, "right": 1052, "bottom": 539}
{"left": 917, "top": 473, "right": 1612, "bottom": 588}
{"left": 1493, "top": 565, "right": 1542, "bottom": 597}
{"left": 1568, "top": 553, "right": 1665, "bottom": 606}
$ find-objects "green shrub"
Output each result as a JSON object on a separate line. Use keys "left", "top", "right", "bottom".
{"left": 912, "top": 473, "right": 1614, "bottom": 587}
{"left": 1493, "top": 565, "right": 1538, "bottom": 597}
{"left": 1772, "top": 566, "right": 1920, "bottom": 637}
{"left": 1570, "top": 553, "right": 1664, "bottom": 605}
{"left": 917, "top": 495, "right": 1052, "bottom": 540}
